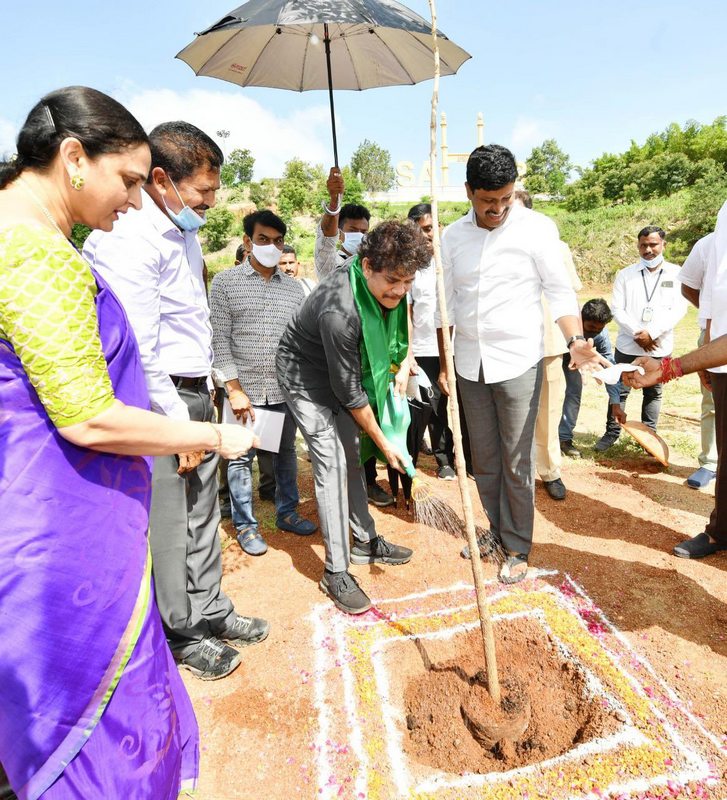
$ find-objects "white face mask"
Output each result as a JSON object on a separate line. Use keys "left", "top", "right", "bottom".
{"left": 640, "top": 253, "right": 664, "bottom": 270}
{"left": 252, "top": 242, "right": 282, "bottom": 268}
{"left": 342, "top": 231, "right": 365, "bottom": 255}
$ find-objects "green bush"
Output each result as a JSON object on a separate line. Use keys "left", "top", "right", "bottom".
{"left": 564, "top": 183, "right": 604, "bottom": 212}
{"left": 202, "top": 206, "right": 235, "bottom": 252}
{"left": 685, "top": 171, "right": 727, "bottom": 239}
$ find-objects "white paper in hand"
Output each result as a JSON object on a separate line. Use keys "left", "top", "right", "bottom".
{"left": 222, "top": 399, "right": 285, "bottom": 453}
{"left": 593, "top": 363, "right": 645, "bottom": 386}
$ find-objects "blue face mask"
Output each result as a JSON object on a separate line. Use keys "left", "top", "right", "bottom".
{"left": 164, "top": 179, "right": 206, "bottom": 231}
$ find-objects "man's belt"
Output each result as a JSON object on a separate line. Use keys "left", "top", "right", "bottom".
{"left": 170, "top": 375, "right": 209, "bottom": 389}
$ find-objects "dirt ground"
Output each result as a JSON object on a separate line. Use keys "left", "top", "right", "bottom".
{"left": 182, "top": 393, "right": 727, "bottom": 799}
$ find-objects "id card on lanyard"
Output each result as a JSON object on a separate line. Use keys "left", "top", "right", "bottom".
{"left": 641, "top": 268, "right": 662, "bottom": 323}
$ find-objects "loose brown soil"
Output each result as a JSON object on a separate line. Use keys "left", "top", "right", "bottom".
{"left": 179, "top": 391, "right": 727, "bottom": 799}
{"left": 403, "top": 617, "right": 619, "bottom": 773}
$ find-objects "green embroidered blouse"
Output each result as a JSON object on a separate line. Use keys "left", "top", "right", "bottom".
{"left": 0, "top": 223, "right": 115, "bottom": 427}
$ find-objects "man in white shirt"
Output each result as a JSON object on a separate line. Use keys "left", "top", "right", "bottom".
{"left": 624, "top": 201, "right": 727, "bottom": 559}
{"left": 84, "top": 122, "right": 269, "bottom": 681}
{"left": 594, "top": 226, "right": 688, "bottom": 451}
{"left": 280, "top": 244, "right": 316, "bottom": 296}
{"left": 437, "top": 145, "right": 602, "bottom": 583}
{"left": 678, "top": 232, "right": 717, "bottom": 488}
{"left": 407, "top": 203, "right": 457, "bottom": 480}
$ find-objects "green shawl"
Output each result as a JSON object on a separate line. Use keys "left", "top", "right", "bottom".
{"left": 349, "top": 257, "right": 409, "bottom": 464}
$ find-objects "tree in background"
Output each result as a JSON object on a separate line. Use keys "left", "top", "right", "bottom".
{"left": 350, "top": 139, "right": 396, "bottom": 192}
{"left": 220, "top": 148, "right": 255, "bottom": 188}
{"left": 278, "top": 158, "right": 320, "bottom": 219}
{"left": 249, "top": 178, "right": 277, "bottom": 209}
{"left": 524, "top": 139, "right": 572, "bottom": 197}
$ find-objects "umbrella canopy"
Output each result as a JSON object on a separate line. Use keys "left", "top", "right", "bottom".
{"left": 176, "top": 0, "right": 471, "bottom": 92}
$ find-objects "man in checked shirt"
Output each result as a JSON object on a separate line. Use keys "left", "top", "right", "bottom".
{"left": 210, "top": 209, "right": 317, "bottom": 556}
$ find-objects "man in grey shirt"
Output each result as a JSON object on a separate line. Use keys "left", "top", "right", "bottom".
{"left": 277, "top": 220, "right": 431, "bottom": 614}
{"left": 211, "top": 210, "right": 317, "bottom": 556}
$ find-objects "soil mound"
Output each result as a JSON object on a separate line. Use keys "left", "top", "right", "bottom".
{"left": 403, "top": 617, "right": 621, "bottom": 773}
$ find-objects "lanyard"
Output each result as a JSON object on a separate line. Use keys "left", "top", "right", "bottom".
{"left": 641, "top": 268, "right": 663, "bottom": 304}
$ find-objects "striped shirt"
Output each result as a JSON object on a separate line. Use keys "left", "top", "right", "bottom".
{"left": 210, "top": 259, "right": 304, "bottom": 405}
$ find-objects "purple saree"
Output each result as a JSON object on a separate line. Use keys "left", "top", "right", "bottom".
{"left": 0, "top": 272, "right": 198, "bottom": 799}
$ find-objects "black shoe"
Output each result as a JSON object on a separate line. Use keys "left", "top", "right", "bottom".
{"left": 174, "top": 636, "right": 241, "bottom": 681}
{"left": 594, "top": 433, "right": 618, "bottom": 452}
{"left": 258, "top": 490, "right": 276, "bottom": 502}
{"left": 320, "top": 570, "right": 372, "bottom": 614}
{"left": 673, "top": 532, "right": 725, "bottom": 559}
{"left": 367, "top": 483, "right": 395, "bottom": 507}
{"left": 350, "top": 535, "right": 413, "bottom": 565}
{"left": 219, "top": 614, "right": 270, "bottom": 647}
{"left": 560, "top": 440, "right": 580, "bottom": 458}
{"left": 543, "top": 478, "right": 566, "bottom": 500}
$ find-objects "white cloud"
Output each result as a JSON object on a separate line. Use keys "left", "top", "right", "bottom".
{"left": 0, "top": 118, "right": 17, "bottom": 159}
{"left": 116, "top": 86, "right": 332, "bottom": 179}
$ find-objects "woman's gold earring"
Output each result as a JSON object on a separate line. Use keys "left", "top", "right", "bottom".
{"left": 70, "top": 174, "right": 85, "bottom": 191}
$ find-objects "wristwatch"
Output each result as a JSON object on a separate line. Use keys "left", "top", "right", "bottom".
{"left": 566, "top": 335, "right": 586, "bottom": 348}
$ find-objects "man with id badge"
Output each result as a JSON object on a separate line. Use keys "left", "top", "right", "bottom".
{"left": 594, "top": 226, "right": 688, "bottom": 451}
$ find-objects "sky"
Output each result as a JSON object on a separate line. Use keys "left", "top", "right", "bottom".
{"left": 2, "top": 1, "right": 726, "bottom": 184}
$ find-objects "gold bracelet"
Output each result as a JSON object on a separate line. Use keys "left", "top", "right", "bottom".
{"left": 207, "top": 422, "right": 222, "bottom": 453}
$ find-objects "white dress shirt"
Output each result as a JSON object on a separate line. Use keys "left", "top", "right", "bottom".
{"left": 83, "top": 191, "right": 213, "bottom": 420}
{"left": 409, "top": 257, "right": 439, "bottom": 358}
{"left": 436, "top": 204, "right": 579, "bottom": 383}
{"left": 678, "top": 233, "right": 715, "bottom": 330}
{"left": 700, "top": 201, "right": 727, "bottom": 374}
{"left": 611, "top": 260, "right": 687, "bottom": 357}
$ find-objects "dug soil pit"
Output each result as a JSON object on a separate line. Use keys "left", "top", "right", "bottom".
{"left": 403, "top": 616, "right": 621, "bottom": 774}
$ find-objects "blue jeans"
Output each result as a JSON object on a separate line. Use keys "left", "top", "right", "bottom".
{"left": 227, "top": 402, "right": 299, "bottom": 531}
{"left": 605, "top": 349, "right": 663, "bottom": 439}
{"left": 559, "top": 329, "right": 618, "bottom": 442}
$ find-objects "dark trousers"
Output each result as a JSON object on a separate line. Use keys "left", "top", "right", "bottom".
{"left": 705, "top": 373, "right": 727, "bottom": 546}
{"left": 605, "top": 349, "right": 664, "bottom": 439}
{"left": 417, "top": 356, "right": 454, "bottom": 469}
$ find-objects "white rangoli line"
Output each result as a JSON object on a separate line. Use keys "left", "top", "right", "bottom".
{"left": 332, "top": 610, "right": 370, "bottom": 800}
{"left": 564, "top": 573, "right": 726, "bottom": 755}
{"left": 312, "top": 576, "right": 719, "bottom": 800}
{"left": 310, "top": 605, "right": 335, "bottom": 800}
{"left": 370, "top": 647, "right": 412, "bottom": 796}
{"left": 416, "top": 728, "right": 643, "bottom": 793}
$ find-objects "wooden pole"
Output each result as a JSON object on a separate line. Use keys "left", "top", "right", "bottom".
{"left": 427, "top": 0, "right": 501, "bottom": 705}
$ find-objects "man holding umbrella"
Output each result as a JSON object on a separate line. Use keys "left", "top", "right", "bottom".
{"left": 276, "top": 220, "right": 431, "bottom": 614}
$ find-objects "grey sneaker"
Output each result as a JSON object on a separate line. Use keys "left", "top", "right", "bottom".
{"left": 174, "top": 636, "right": 241, "bottom": 681}
{"left": 219, "top": 614, "right": 270, "bottom": 648}
{"left": 350, "top": 535, "right": 413, "bottom": 566}
{"left": 367, "top": 483, "right": 395, "bottom": 507}
{"left": 320, "top": 570, "right": 372, "bottom": 614}
{"left": 594, "top": 433, "right": 618, "bottom": 452}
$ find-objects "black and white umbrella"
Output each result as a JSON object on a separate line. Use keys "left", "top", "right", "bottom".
{"left": 176, "top": 0, "right": 470, "bottom": 164}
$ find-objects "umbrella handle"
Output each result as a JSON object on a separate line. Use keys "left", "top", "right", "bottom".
{"left": 324, "top": 23, "right": 340, "bottom": 168}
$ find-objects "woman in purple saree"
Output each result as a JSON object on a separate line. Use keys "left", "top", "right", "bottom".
{"left": 0, "top": 88, "right": 255, "bottom": 799}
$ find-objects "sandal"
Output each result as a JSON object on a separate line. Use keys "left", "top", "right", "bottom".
{"left": 498, "top": 553, "right": 528, "bottom": 584}
{"left": 236, "top": 527, "right": 268, "bottom": 556}
{"left": 673, "top": 532, "right": 723, "bottom": 559}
